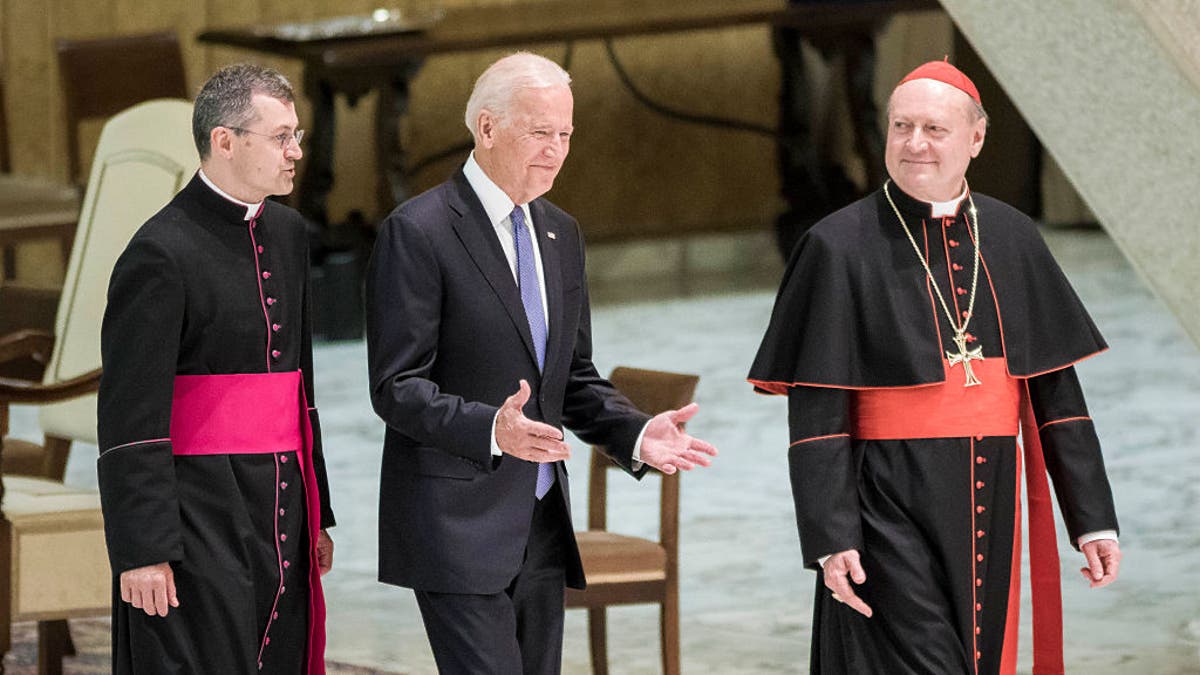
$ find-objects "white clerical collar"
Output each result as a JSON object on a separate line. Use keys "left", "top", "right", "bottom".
{"left": 463, "top": 152, "right": 531, "bottom": 227}
{"left": 198, "top": 169, "right": 265, "bottom": 221}
{"left": 929, "top": 184, "right": 969, "bottom": 218}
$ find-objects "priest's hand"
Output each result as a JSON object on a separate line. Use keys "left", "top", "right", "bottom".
{"left": 317, "top": 529, "right": 334, "bottom": 575}
{"left": 120, "top": 562, "right": 179, "bottom": 617}
{"left": 638, "top": 403, "right": 719, "bottom": 474}
{"left": 496, "top": 379, "right": 571, "bottom": 463}
{"left": 823, "top": 549, "right": 873, "bottom": 618}
{"left": 1079, "top": 539, "right": 1121, "bottom": 588}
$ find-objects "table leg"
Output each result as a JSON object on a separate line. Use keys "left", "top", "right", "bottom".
{"left": 375, "top": 63, "right": 423, "bottom": 220}
{"left": 298, "top": 73, "right": 338, "bottom": 228}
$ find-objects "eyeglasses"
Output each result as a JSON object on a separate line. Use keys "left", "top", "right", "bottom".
{"left": 228, "top": 127, "right": 305, "bottom": 150}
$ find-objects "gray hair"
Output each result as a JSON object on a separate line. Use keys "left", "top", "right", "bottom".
{"left": 464, "top": 52, "right": 571, "bottom": 140}
{"left": 193, "top": 63, "right": 295, "bottom": 159}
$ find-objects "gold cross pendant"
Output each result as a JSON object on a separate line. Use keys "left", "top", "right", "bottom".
{"left": 947, "top": 332, "right": 985, "bottom": 387}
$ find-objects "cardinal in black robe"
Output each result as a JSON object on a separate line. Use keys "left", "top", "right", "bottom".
{"left": 748, "top": 60, "right": 1120, "bottom": 675}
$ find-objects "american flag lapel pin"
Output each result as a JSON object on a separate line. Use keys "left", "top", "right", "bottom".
{"left": 547, "top": 231, "right": 556, "bottom": 240}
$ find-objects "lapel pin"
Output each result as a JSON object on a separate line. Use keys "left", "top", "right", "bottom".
{"left": 547, "top": 231, "right": 556, "bottom": 240}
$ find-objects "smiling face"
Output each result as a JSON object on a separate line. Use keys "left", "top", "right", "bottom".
{"left": 885, "top": 78, "right": 987, "bottom": 202}
{"left": 208, "top": 93, "right": 302, "bottom": 203}
{"left": 473, "top": 85, "right": 574, "bottom": 205}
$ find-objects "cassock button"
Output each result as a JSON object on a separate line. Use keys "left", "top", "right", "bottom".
{"left": 266, "top": 297, "right": 276, "bottom": 306}
{"left": 281, "top": 586, "right": 286, "bottom": 594}
{"left": 280, "top": 455, "right": 288, "bottom": 463}
{"left": 956, "top": 287, "right": 967, "bottom": 295}
{"left": 975, "top": 434, "right": 984, "bottom": 441}
{"left": 976, "top": 456, "right": 986, "bottom": 464}
{"left": 272, "top": 323, "right": 281, "bottom": 332}
{"left": 962, "top": 310, "right": 970, "bottom": 319}
{"left": 271, "top": 349, "right": 281, "bottom": 360}
{"left": 953, "top": 263, "right": 963, "bottom": 271}
{"left": 281, "top": 481, "right": 288, "bottom": 490}
{"left": 977, "top": 553, "right": 984, "bottom": 562}
{"left": 280, "top": 533, "right": 287, "bottom": 542}
{"left": 257, "top": 245, "right": 264, "bottom": 254}
{"left": 949, "top": 239, "right": 959, "bottom": 247}
{"left": 283, "top": 560, "right": 290, "bottom": 569}
{"left": 265, "top": 637, "right": 271, "bottom": 646}
{"left": 977, "top": 505, "right": 986, "bottom": 514}
{"left": 976, "top": 578, "right": 983, "bottom": 587}
{"left": 976, "top": 530, "right": 985, "bottom": 539}
{"left": 262, "top": 271, "right": 271, "bottom": 279}
{"left": 258, "top": 662, "right": 263, "bottom": 670}
{"left": 976, "top": 480, "right": 984, "bottom": 489}
{"left": 279, "top": 508, "right": 285, "bottom": 516}
{"left": 273, "top": 611, "right": 279, "bottom": 619}
{"left": 976, "top": 627, "right": 981, "bottom": 635}
{"left": 976, "top": 603, "right": 982, "bottom": 611}
{"left": 976, "top": 651, "right": 982, "bottom": 661}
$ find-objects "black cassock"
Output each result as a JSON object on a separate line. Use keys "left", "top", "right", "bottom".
{"left": 749, "top": 184, "right": 1118, "bottom": 674}
{"left": 97, "top": 175, "right": 335, "bottom": 674}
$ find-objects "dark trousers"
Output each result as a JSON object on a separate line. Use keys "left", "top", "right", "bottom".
{"left": 415, "top": 483, "right": 569, "bottom": 675}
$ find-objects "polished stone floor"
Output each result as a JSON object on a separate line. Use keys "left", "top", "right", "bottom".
{"left": 16, "top": 227, "right": 1200, "bottom": 674}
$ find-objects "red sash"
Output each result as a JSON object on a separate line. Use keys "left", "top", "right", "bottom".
{"left": 852, "top": 360, "right": 1063, "bottom": 675}
{"left": 171, "top": 371, "right": 326, "bottom": 675}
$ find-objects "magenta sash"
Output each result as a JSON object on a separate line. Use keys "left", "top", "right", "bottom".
{"left": 170, "top": 371, "right": 326, "bottom": 675}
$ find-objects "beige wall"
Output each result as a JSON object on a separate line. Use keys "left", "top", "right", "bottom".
{"left": 2, "top": 0, "right": 950, "bottom": 284}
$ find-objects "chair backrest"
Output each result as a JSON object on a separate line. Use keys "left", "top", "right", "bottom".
{"left": 38, "top": 99, "right": 197, "bottom": 445}
{"left": 587, "top": 367, "right": 699, "bottom": 551}
{"left": 55, "top": 32, "right": 187, "bottom": 185}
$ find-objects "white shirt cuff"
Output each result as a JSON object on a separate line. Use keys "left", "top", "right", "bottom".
{"left": 817, "top": 554, "right": 830, "bottom": 568}
{"left": 490, "top": 410, "right": 503, "bottom": 457}
{"left": 630, "top": 422, "right": 649, "bottom": 471}
{"left": 1077, "top": 529, "right": 1117, "bottom": 547}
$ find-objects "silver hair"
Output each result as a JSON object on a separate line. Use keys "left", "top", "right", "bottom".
{"left": 464, "top": 52, "right": 571, "bottom": 140}
{"left": 193, "top": 63, "right": 295, "bottom": 159}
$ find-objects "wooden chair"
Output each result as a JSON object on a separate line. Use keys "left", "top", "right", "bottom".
{"left": 55, "top": 31, "right": 188, "bottom": 187}
{"left": 565, "top": 366, "right": 699, "bottom": 675}
{"left": 0, "top": 98, "right": 196, "bottom": 673}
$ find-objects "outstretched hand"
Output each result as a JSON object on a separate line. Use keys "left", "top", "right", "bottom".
{"left": 637, "top": 403, "right": 718, "bottom": 474}
{"left": 496, "top": 379, "right": 571, "bottom": 463}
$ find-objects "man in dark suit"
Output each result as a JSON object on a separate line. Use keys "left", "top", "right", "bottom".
{"left": 366, "top": 52, "right": 718, "bottom": 674}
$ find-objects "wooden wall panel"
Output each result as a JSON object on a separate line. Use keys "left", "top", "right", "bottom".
{"left": 2, "top": 0, "right": 955, "bottom": 282}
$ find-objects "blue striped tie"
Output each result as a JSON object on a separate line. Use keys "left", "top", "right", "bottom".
{"left": 512, "top": 206, "right": 554, "bottom": 499}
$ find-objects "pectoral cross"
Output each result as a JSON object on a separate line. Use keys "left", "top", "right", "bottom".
{"left": 947, "top": 332, "right": 984, "bottom": 387}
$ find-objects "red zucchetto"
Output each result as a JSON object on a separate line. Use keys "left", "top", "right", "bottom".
{"left": 898, "top": 58, "right": 982, "bottom": 105}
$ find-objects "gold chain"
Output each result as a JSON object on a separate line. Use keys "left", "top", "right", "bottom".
{"left": 883, "top": 179, "right": 982, "bottom": 348}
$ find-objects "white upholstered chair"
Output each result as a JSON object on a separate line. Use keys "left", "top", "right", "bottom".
{"left": 0, "top": 98, "right": 197, "bottom": 673}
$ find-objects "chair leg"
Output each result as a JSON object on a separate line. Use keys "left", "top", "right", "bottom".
{"left": 661, "top": 591, "right": 680, "bottom": 675}
{"left": 36, "top": 619, "right": 69, "bottom": 675}
{"left": 41, "top": 436, "right": 72, "bottom": 482}
{"left": 587, "top": 607, "right": 608, "bottom": 675}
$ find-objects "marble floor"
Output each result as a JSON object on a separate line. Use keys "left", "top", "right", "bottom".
{"left": 13, "top": 226, "right": 1200, "bottom": 674}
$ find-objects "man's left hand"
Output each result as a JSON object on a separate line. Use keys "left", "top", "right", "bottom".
{"left": 317, "top": 529, "right": 334, "bottom": 576}
{"left": 638, "top": 403, "right": 718, "bottom": 474}
{"left": 1079, "top": 538, "right": 1120, "bottom": 588}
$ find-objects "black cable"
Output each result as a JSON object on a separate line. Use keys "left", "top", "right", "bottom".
{"left": 602, "top": 38, "right": 784, "bottom": 144}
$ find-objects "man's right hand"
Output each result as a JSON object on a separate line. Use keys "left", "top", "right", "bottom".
{"left": 120, "top": 562, "right": 179, "bottom": 617}
{"left": 496, "top": 379, "right": 571, "bottom": 463}
{"left": 823, "top": 549, "right": 873, "bottom": 618}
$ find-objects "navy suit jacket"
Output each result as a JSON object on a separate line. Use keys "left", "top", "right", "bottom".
{"left": 367, "top": 169, "right": 650, "bottom": 594}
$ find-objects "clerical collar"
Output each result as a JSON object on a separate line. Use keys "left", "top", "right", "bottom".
{"left": 929, "top": 185, "right": 969, "bottom": 217}
{"left": 463, "top": 152, "right": 531, "bottom": 228}
{"left": 198, "top": 169, "right": 265, "bottom": 221}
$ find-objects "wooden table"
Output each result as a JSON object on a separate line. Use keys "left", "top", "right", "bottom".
{"left": 198, "top": 0, "right": 938, "bottom": 228}
{"left": 0, "top": 176, "right": 78, "bottom": 281}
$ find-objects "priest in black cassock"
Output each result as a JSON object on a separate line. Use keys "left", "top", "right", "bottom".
{"left": 749, "top": 60, "right": 1121, "bottom": 675}
{"left": 97, "top": 64, "right": 335, "bottom": 674}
